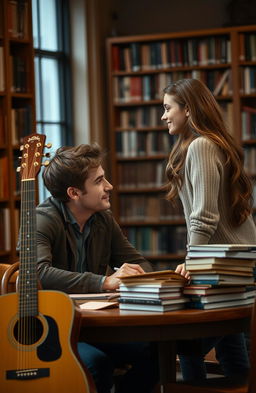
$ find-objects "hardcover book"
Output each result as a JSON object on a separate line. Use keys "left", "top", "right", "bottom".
{"left": 183, "top": 286, "right": 246, "bottom": 296}
{"left": 119, "top": 302, "right": 185, "bottom": 312}
{"left": 187, "top": 297, "right": 254, "bottom": 310}
{"left": 188, "top": 244, "right": 256, "bottom": 251}
{"left": 119, "top": 297, "right": 187, "bottom": 306}
{"left": 190, "top": 274, "right": 254, "bottom": 286}
{"left": 187, "top": 251, "right": 256, "bottom": 260}
{"left": 119, "top": 270, "right": 188, "bottom": 284}
{"left": 185, "top": 257, "right": 255, "bottom": 267}
{"left": 187, "top": 290, "right": 256, "bottom": 304}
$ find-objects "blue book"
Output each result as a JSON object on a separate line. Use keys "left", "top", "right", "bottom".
{"left": 187, "top": 297, "right": 254, "bottom": 310}
{"left": 191, "top": 275, "right": 254, "bottom": 286}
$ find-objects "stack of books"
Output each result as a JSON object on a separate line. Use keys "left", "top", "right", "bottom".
{"left": 184, "top": 244, "right": 256, "bottom": 309}
{"left": 118, "top": 270, "right": 188, "bottom": 312}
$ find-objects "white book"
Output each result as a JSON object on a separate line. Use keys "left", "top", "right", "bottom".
{"left": 188, "top": 244, "right": 256, "bottom": 251}
{"left": 189, "top": 297, "right": 255, "bottom": 310}
{"left": 119, "top": 302, "right": 185, "bottom": 312}
{"left": 188, "top": 291, "right": 256, "bottom": 304}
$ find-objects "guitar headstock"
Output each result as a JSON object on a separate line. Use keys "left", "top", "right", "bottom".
{"left": 18, "top": 133, "right": 47, "bottom": 181}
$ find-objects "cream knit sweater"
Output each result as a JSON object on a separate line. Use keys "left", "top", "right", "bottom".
{"left": 178, "top": 137, "right": 256, "bottom": 245}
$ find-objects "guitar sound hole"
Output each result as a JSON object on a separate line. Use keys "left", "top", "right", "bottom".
{"left": 13, "top": 316, "right": 44, "bottom": 345}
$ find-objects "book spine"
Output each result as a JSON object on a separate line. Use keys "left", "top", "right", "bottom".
{"left": 119, "top": 298, "right": 163, "bottom": 305}
{"left": 191, "top": 279, "right": 219, "bottom": 285}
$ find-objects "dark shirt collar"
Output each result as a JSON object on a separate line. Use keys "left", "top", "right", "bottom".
{"left": 60, "top": 202, "right": 94, "bottom": 232}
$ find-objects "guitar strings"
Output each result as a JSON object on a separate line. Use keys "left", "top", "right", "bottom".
{"left": 19, "top": 175, "right": 38, "bottom": 372}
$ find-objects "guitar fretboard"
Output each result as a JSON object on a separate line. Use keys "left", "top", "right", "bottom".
{"left": 19, "top": 179, "right": 38, "bottom": 317}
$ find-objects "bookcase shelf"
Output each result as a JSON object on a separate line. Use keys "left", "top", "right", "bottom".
{"left": 0, "top": 0, "right": 35, "bottom": 263}
{"left": 107, "top": 24, "right": 256, "bottom": 267}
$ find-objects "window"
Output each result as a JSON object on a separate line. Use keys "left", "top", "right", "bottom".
{"left": 32, "top": 0, "right": 72, "bottom": 201}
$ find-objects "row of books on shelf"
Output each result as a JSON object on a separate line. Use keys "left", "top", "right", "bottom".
{"left": 123, "top": 225, "right": 187, "bottom": 256}
{"left": 239, "top": 33, "right": 256, "bottom": 62}
{"left": 0, "top": 208, "right": 11, "bottom": 251}
{"left": 113, "top": 69, "right": 232, "bottom": 103}
{"left": 116, "top": 104, "right": 233, "bottom": 158}
{"left": 10, "top": 55, "right": 28, "bottom": 93}
{"left": 0, "top": 156, "right": 9, "bottom": 199}
{"left": 116, "top": 130, "right": 174, "bottom": 158}
{"left": 240, "top": 66, "right": 256, "bottom": 95}
{"left": 0, "top": 207, "right": 19, "bottom": 252}
{"left": 241, "top": 106, "right": 256, "bottom": 141}
{"left": 118, "top": 106, "right": 164, "bottom": 129}
{"left": 0, "top": 152, "right": 23, "bottom": 198}
{"left": 111, "top": 36, "right": 231, "bottom": 72}
{"left": 117, "top": 245, "right": 256, "bottom": 312}
{"left": 117, "top": 161, "right": 166, "bottom": 189}
{"left": 0, "top": 50, "right": 29, "bottom": 95}
{"left": 0, "top": 47, "right": 4, "bottom": 92}
{"left": 0, "top": 105, "right": 5, "bottom": 145}
{"left": 7, "top": 0, "right": 29, "bottom": 39}
{"left": 117, "top": 102, "right": 233, "bottom": 136}
{"left": 11, "top": 105, "right": 32, "bottom": 145}
{"left": 13, "top": 154, "right": 21, "bottom": 196}
{"left": 221, "top": 102, "right": 234, "bottom": 134}
{"left": 1, "top": 166, "right": 22, "bottom": 199}
{"left": 243, "top": 146, "right": 256, "bottom": 175}
{"left": 119, "top": 195, "right": 184, "bottom": 222}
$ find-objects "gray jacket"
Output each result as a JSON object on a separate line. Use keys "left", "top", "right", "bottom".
{"left": 36, "top": 197, "right": 153, "bottom": 293}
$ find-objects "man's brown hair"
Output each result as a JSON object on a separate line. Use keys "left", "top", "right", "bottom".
{"left": 43, "top": 142, "right": 104, "bottom": 202}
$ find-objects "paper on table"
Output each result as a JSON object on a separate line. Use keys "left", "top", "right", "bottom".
{"left": 79, "top": 301, "right": 119, "bottom": 310}
{"left": 70, "top": 292, "right": 119, "bottom": 300}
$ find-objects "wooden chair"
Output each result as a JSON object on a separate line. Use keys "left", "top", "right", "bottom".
{"left": 0, "top": 262, "right": 19, "bottom": 294}
{"left": 162, "top": 303, "right": 256, "bottom": 393}
{"left": 0, "top": 261, "right": 42, "bottom": 294}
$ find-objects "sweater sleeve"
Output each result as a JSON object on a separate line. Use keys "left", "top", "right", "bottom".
{"left": 185, "top": 138, "right": 223, "bottom": 245}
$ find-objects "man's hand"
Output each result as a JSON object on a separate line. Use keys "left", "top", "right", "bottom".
{"left": 102, "top": 263, "right": 145, "bottom": 291}
{"left": 175, "top": 263, "right": 190, "bottom": 280}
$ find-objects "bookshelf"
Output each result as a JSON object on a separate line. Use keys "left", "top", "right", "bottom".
{"left": 0, "top": 0, "right": 35, "bottom": 263}
{"left": 106, "top": 25, "right": 256, "bottom": 269}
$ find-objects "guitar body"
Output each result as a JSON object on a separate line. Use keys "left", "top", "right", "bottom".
{"left": 0, "top": 290, "right": 92, "bottom": 393}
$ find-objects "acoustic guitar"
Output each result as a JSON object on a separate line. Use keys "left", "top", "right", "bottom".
{"left": 0, "top": 134, "right": 96, "bottom": 393}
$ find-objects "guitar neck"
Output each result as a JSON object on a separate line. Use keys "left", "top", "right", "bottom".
{"left": 19, "top": 178, "right": 38, "bottom": 317}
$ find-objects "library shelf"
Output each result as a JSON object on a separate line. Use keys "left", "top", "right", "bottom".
{"left": 0, "top": 0, "right": 35, "bottom": 263}
{"left": 106, "top": 24, "right": 256, "bottom": 266}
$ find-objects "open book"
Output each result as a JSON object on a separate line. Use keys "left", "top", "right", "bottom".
{"left": 119, "top": 270, "right": 188, "bottom": 285}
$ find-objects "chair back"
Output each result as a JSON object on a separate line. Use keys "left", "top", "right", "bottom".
{"left": 0, "top": 263, "right": 19, "bottom": 294}
{"left": 1, "top": 261, "right": 42, "bottom": 295}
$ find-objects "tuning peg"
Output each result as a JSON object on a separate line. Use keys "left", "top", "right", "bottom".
{"left": 45, "top": 143, "right": 52, "bottom": 149}
{"left": 20, "top": 145, "right": 24, "bottom": 151}
{"left": 16, "top": 167, "right": 21, "bottom": 172}
{"left": 43, "top": 153, "right": 51, "bottom": 158}
{"left": 42, "top": 160, "right": 50, "bottom": 167}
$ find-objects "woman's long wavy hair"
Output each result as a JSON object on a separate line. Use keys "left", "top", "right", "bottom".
{"left": 164, "top": 78, "right": 253, "bottom": 226}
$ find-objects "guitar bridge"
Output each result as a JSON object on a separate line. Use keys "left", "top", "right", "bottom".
{"left": 6, "top": 368, "right": 50, "bottom": 380}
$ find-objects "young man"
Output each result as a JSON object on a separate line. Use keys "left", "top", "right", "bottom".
{"left": 36, "top": 143, "right": 158, "bottom": 393}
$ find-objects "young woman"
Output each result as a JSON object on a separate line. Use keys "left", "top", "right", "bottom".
{"left": 161, "top": 78, "right": 256, "bottom": 381}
